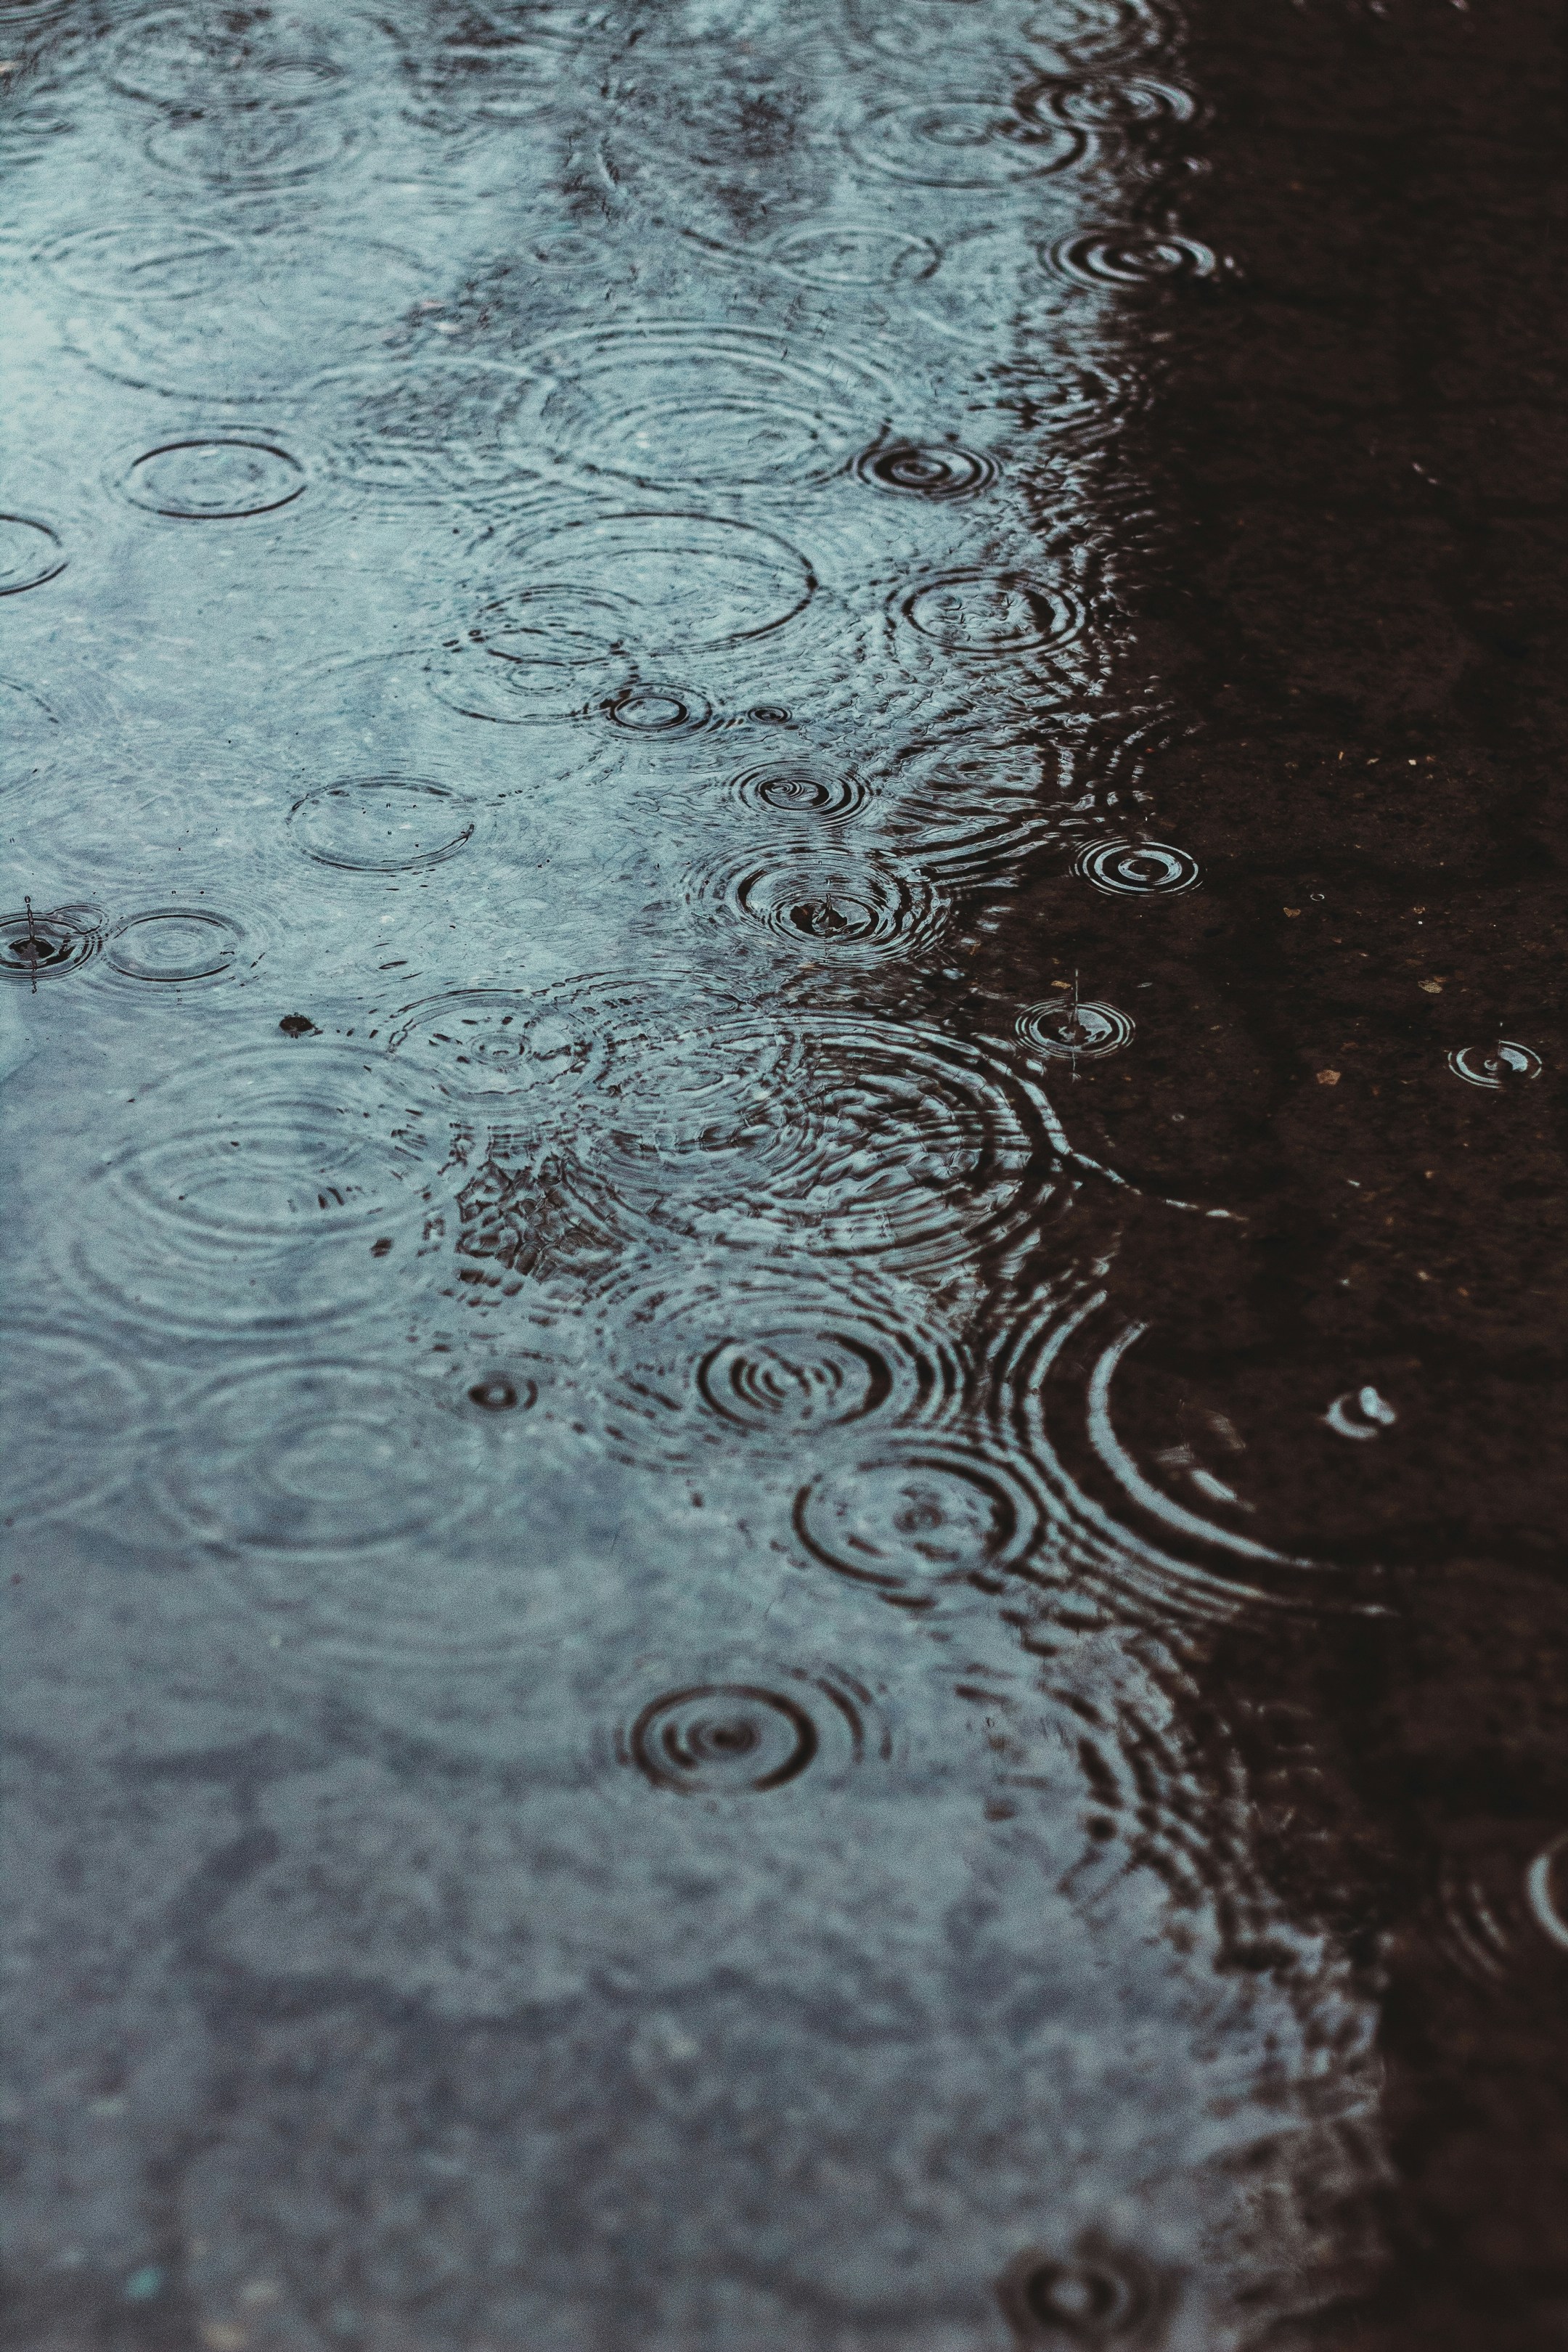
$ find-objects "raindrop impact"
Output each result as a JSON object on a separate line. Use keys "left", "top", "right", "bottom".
{"left": 122, "top": 439, "right": 306, "bottom": 519}
{"left": 1016, "top": 1000, "right": 1135, "bottom": 1058}
{"left": 624, "top": 1685, "right": 820, "bottom": 1793}
{"left": 289, "top": 777, "right": 477, "bottom": 874}
{"left": 1047, "top": 229, "right": 1217, "bottom": 285}
{"left": 1325, "top": 1385, "right": 1397, "bottom": 1441}
{"left": 691, "top": 843, "right": 949, "bottom": 960}
{"left": 898, "top": 570, "right": 1085, "bottom": 663}
{"left": 0, "top": 904, "right": 99, "bottom": 979}
{"left": 603, "top": 681, "right": 714, "bottom": 734}
{"left": 854, "top": 97, "right": 1084, "bottom": 187}
{"left": 854, "top": 441, "right": 999, "bottom": 498}
{"left": 105, "top": 909, "right": 246, "bottom": 984}
{"left": 1076, "top": 839, "right": 1200, "bottom": 896}
{"left": 1448, "top": 1041, "right": 1542, "bottom": 1088}
{"left": 793, "top": 1442, "right": 1047, "bottom": 1600}
{"left": 997, "top": 2236, "right": 1173, "bottom": 2345}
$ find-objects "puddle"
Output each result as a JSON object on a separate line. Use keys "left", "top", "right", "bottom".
{"left": 3, "top": 0, "right": 1565, "bottom": 2345}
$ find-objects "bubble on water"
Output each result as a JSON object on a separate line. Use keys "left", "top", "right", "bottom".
{"left": 121, "top": 438, "right": 306, "bottom": 520}
{"left": 0, "top": 903, "right": 99, "bottom": 980}
{"left": 467, "top": 511, "right": 817, "bottom": 661}
{"left": 61, "top": 1040, "right": 430, "bottom": 1348}
{"left": 0, "top": 1326, "right": 155, "bottom": 1522}
{"left": 1016, "top": 1000, "right": 1134, "bottom": 1058}
{"left": 1076, "top": 839, "right": 1199, "bottom": 896}
{"left": 104, "top": 909, "right": 247, "bottom": 985}
{"left": 793, "top": 1440, "right": 1048, "bottom": 1602}
{"left": 766, "top": 223, "right": 942, "bottom": 287}
{"left": 1024, "top": 75, "right": 1197, "bottom": 128}
{"left": 0, "top": 515, "right": 65, "bottom": 595}
{"left": 897, "top": 569, "right": 1085, "bottom": 664}
{"left": 1047, "top": 229, "right": 1217, "bottom": 285}
{"left": 997, "top": 2234, "right": 1175, "bottom": 2345}
{"left": 106, "top": 4, "right": 397, "bottom": 109}
{"left": 1325, "top": 1385, "right": 1396, "bottom": 1441}
{"left": 589, "top": 1262, "right": 967, "bottom": 1468}
{"left": 601, "top": 680, "right": 714, "bottom": 735}
{"left": 383, "top": 971, "right": 747, "bottom": 1110}
{"left": 144, "top": 105, "right": 358, "bottom": 189}
{"left": 1447, "top": 1041, "right": 1542, "bottom": 1088}
{"left": 851, "top": 97, "right": 1084, "bottom": 188}
{"left": 289, "top": 777, "right": 478, "bottom": 875}
{"left": 576, "top": 1010, "right": 1071, "bottom": 1270}
{"left": 502, "top": 324, "right": 891, "bottom": 492}
{"left": 725, "top": 761, "right": 867, "bottom": 817}
{"left": 854, "top": 441, "right": 1000, "bottom": 498}
{"left": 690, "top": 842, "right": 950, "bottom": 961}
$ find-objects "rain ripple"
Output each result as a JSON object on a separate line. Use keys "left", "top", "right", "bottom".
{"left": 288, "top": 777, "right": 479, "bottom": 875}
{"left": 58, "top": 1039, "right": 433, "bottom": 1350}
{"left": 1047, "top": 229, "right": 1217, "bottom": 286}
{"left": 854, "top": 440, "right": 1000, "bottom": 498}
{"left": 852, "top": 97, "right": 1085, "bottom": 188}
{"left": 0, "top": 515, "right": 65, "bottom": 595}
{"left": 121, "top": 438, "right": 307, "bottom": 520}
{"left": 571, "top": 1009, "right": 1072, "bottom": 1271}
{"left": 588, "top": 1262, "right": 968, "bottom": 1468}
{"left": 0, "top": 902, "right": 99, "bottom": 981}
{"left": 619, "top": 1667, "right": 886, "bottom": 1795}
{"left": 102, "top": 909, "right": 248, "bottom": 987}
{"left": 503, "top": 324, "right": 892, "bottom": 492}
{"left": 688, "top": 842, "right": 950, "bottom": 962}
{"left": 793, "top": 1440, "right": 1049, "bottom": 1604}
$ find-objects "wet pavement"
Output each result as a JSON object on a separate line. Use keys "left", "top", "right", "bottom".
{"left": 2, "top": 1, "right": 1566, "bottom": 2346}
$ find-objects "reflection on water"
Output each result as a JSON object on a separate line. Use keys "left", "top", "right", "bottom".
{"left": 9, "top": 0, "right": 1553, "bottom": 2341}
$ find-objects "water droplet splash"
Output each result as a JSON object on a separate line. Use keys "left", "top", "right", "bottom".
{"left": 1325, "top": 1385, "right": 1397, "bottom": 1441}
{"left": 1016, "top": 1000, "right": 1135, "bottom": 1058}
{"left": 0, "top": 903, "right": 99, "bottom": 979}
{"left": 1077, "top": 839, "right": 1200, "bottom": 896}
{"left": 854, "top": 96, "right": 1085, "bottom": 187}
{"left": 589, "top": 1263, "right": 966, "bottom": 1467}
{"left": 897, "top": 569, "right": 1085, "bottom": 663}
{"left": 1448, "top": 1041, "right": 1542, "bottom": 1088}
{"left": 690, "top": 842, "right": 950, "bottom": 960}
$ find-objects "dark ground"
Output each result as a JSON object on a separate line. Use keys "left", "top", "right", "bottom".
{"left": 982, "top": 0, "right": 1568, "bottom": 2339}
